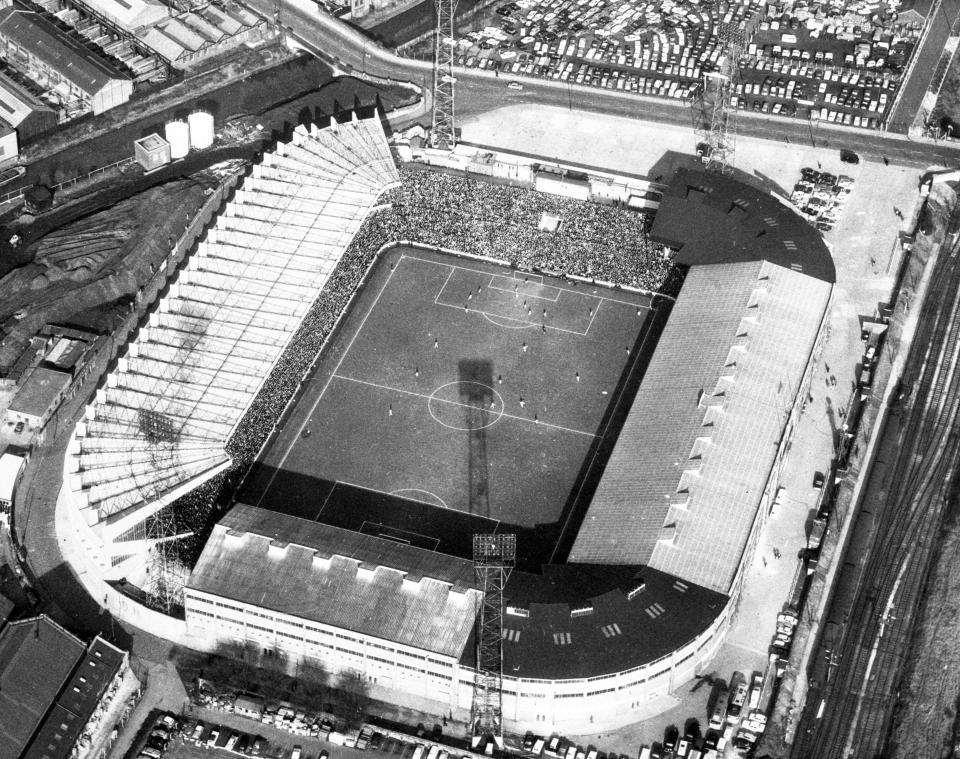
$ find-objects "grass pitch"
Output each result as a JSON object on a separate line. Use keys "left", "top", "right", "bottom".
{"left": 240, "top": 245, "right": 663, "bottom": 566}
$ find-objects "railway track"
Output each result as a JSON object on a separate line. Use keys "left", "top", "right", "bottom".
{"left": 792, "top": 214, "right": 960, "bottom": 758}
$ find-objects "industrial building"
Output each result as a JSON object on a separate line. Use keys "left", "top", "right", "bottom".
{"left": 7, "top": 365, "right": 72, "bottom": 430}
{"left": 0, "top": 7, "right": 132, "bottom": 115}
{"left": 0, "top": 615, "right": 133, "bottom": 759}
{"left": 58, "top": 115, "right": 834, "bottom": 732}
{"left": 0, "top": 71, "right": 57, "bottom": 142}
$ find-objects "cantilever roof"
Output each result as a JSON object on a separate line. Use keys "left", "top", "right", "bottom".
{"left": 651, "top": 168, "right": 836, "bottom": 284}
{"left": 0, "top": 8, "right": 129, "bottom": 95}
{"left": 570, "top": 260, "right": 832, "bottom": 593}
{"left": 497, "top": 564, "right": 726, "bottom": 679}
{"left": 188, "top": 504, "right": 481, "bottom": 659}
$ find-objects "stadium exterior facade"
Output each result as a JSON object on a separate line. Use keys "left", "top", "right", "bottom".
{"left": 56, "top": 116, "right": 835, "bottom": 733}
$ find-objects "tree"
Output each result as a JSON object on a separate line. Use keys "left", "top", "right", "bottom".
{"left": 332, "top": 671, "right": 371, "bottom": 729}
{"left": 294, "top": 658, "right": 328, "bottom": 701}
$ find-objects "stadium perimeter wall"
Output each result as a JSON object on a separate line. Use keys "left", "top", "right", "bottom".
{"left": 179, "top": 277, "right": 830, "bottom": 734}
{"left": 184, "top": 582, "right": 731, "bottom": 732}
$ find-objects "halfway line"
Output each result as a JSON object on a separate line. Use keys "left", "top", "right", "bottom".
{"left": 333, "top": 374, "right": 598, "bottom": 438}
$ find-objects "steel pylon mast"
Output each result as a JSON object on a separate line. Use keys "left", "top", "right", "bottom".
{"left": 142, "top": 506, "right": 187, "bottom": 614}
{"left": 128, "top": 441, "right": 192, "bottom": 615}
{"left": 692, "top": 22, "right": 744, "bottom": 173}
{"left": 471, "top": 534, "right": 516, "bottom": 752}
{"left": 431, "top": 0, "right": 457, "bottom": 149}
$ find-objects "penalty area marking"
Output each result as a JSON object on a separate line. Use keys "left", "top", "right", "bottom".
{"left": 390, "top": 488, "right": 451, "bottom": 510}
{"left": 359, "top": 520, "right": 441, "bottom": 551}
{"left": 483, "top": 312, "right": 540, "bottom": 330}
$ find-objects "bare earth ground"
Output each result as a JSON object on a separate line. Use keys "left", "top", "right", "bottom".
{"left": 0, "top": 174, "right": 221, "bottom": 370}
{"left": 461, "top": 103, "right": 929, "bottom": 749}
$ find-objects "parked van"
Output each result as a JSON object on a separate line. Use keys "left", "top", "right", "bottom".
{"left": 728, "top": 681, "right": 748, "bottom": 721}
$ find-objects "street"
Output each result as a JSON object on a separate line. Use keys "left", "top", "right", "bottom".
{"left": 257, "top": 0, "right": 960, "bottom": 169}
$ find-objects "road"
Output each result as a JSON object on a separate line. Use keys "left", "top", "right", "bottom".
{"left": 263, "top": 0, "right": 960, "bottom": 169}
{"left": 790, "top": 208, "right": 960, "bottom": 758}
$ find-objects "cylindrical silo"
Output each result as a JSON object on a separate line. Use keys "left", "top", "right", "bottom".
{"left": 165, "top": 120, "right": 190, "bottom": 160}
{"left": 188, "top": 111, "right": 214, "bottom": 150}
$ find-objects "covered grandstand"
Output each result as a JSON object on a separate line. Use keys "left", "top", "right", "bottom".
{"left": 59, "top": 121, "right": 834, "bottom": 731}
{"left": 61, "top": 114, "right": 399, "bottom": 582}
{"left": 183, "top": 167, "right": 833, "bottom": 731}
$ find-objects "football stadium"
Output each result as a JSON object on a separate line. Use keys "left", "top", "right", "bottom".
{"left": 57, "top": 112, "right": 834, "bottom": 732}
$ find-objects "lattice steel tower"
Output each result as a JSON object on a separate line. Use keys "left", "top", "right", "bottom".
{"left": 129, "top": 445, "right": 192, "bottom": 615}
{"left": 430, "top": 0, "right": 457, "bottom": 149}
{"left": 471, "top": 534, "right": 516, "bottom": 751}
{"left": 692, "top": 22, "right": 744, "bottom": 173}
{"left": 142, "top": 506, "right": 188, "bottom": 614}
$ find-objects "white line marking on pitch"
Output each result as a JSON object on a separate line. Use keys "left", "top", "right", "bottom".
{"left": 407, "top": 253, "right": 650, "bottom": 309}
{"left": 334, "top": 374, "right": 597, "bottom": 438}
{"left": 256, "top": 256, "right": 404, "bottom": 506}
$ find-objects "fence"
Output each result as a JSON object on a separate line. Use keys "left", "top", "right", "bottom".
{"left": 0, "top": 156, "right": 138, "bottom": 210}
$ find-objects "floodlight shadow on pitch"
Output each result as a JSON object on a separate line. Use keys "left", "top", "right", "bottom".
{"left": 458, "top": 359, "right": 494, "bottom": 394}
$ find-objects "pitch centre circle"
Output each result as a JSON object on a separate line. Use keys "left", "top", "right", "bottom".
{"left": 427, "top": 381, "right": 505, "bottom": 431}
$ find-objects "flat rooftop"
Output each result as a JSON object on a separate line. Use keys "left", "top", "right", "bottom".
{"left": 10, "top": 365, "right": 72, "bottom": 419}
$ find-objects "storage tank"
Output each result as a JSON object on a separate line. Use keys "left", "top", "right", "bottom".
{"left": 165, "top": 120, "right": 190, "bottom": 160}
{"left": 188, "top": 111, "right": 214, "bottom": 150}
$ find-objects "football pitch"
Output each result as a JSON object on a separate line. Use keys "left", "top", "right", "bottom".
{"left": 239, "top": 245, "right": 664, "bottom": 565}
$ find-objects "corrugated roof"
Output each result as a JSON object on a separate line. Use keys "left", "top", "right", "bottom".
{"left": 0, "top": 617, "right": 85, "bottom": 759}
{"left": 570, "top": 261, "right": 831, "bottom": 593}
{"left": 188, "top": 504, "right": 481, "bottom": 659}
{"left": 0, "top": 8, "right": 129, "bottom": 95}
{"left": 138, "top": 27, "right": 185, "bottom": 62}
{"left": 76, "top": 0, "right": 169, "bottom": 30}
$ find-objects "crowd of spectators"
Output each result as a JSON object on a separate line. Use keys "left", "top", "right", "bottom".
{"left": 169, "top": 165, "right": 680, "bottom": 561}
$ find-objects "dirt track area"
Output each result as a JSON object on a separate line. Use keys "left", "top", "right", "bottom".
{"left": 0, "top": 171, "right": 224, "bottom": 373}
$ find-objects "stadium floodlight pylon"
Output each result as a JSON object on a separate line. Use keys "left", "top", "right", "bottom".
{"left": 128, "top": 447, "right": 192, "bottom": 615}
{"left": 692, "top": 21, "right": 744, "bottom": 173}
{"left": 430, "top": 0, "right": 458, "bottom": 150}
{"left": 471, "top": 534, "right": 516, "bottom": 752}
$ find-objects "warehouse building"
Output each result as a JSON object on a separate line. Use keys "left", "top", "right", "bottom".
{"left": 0, "top": 615, "right": 132, "bottom": 759}
{"left": 0, "top": 7, "right": 132, "bottom": 114}
{"left": 0, "top": 71, "right": 56, "bottom": 144}
{"left": 7, "top": 365, "right": 73, "bottom": 430}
